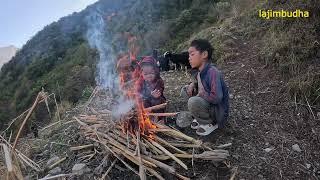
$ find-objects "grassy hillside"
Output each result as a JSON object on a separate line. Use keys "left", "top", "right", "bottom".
{"left": 176, "top": 0, "right": 319, "bottom": 106}
{"left": 0, "top": 0, "right": 319, "bottom": 134}
{"left": 0, "top": 0, "right": 222, "bottom": 132}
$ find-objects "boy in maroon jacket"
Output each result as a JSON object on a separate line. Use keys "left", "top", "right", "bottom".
{"left": 180, "top": 39, "right": 229, "bottom": 136}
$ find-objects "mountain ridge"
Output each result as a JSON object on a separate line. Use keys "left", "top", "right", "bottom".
{"left": 0, "top": 45, "right": 18, "bottom": 69}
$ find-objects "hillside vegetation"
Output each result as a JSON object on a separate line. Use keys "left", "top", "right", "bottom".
{"left": 0, "top": 0, "right": 319, "bottom": 136}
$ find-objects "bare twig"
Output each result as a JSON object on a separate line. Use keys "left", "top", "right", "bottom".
{"left": 229, "top": 167, "right": 238, "bottom": 180}
{"left": 38, "top": 173, "right": 74, "bottom": 180}
{"left": 12, "top": 92, "right": 42, "bottom": 151}
{"left": 1, "top": 143, "right": 13, "bottom": 172}
{"left": 149, "top": 138, "right": 188, "bottom": 170}
{"left": 100, "top": 159, "right": 117, "bottom": 180}
{"left": 137, "top": 131, "right": 146, "bottom": 180}
{"left": 144, "top": 103, "right": 167, "bottom": 112}
{"left": 70, "top": 144, "right": 94, "bottom": 151}
{"left": 147, "top": 112, "right": 179, "bottom": 117}
{"left": 47, "top": 157, "right": 66, "bottom": 171}
{"left": 304, "top": 95, "right": 316, "bottom": 119}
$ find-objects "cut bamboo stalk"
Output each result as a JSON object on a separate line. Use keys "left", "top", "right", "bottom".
{"left": 94, "top": 135, "right": 139, "bottom": 176}
{"left": 141, "top": 155, "right": 189, "bottom": 180}
{"left": 147, "top": 112, "right": 179, "bottom": 117}
{"left": 109, "top": 131, "right": 136, "bottom": 150}
{"left": 148, "top": 128, "right": 172, "bottom": 133}
{"left": 100, "top": 159, "right": 117, "bottom": 180}
{"left": 154, "top": 122, "right": 202, "bottom": 145}
{"left": 73, "top": 104, "right": 231, "bottom": 180}
{"left": 38, "top": 173, "right": 73, "bottom": 180}
{"left": 53, "top": 93, "right": 61, "bottom": 122}
{"left": 145, "top": 167, "right": 165, "bottom": 180}
{"left": 12, "top": 92, "right": 42, "bottom": 151}
{"left": 149, "top": 139, "right": 188, "bottom": 170}
{"left": 151, "top": 150, "right": 229, "bottom": 161}
{"left": 143, "top": 138, "right": 162, "bottom": 155}
{"left": 140, "top": 155, "right": 176, "bottom": 173}
{"left": 144, "top": 103, "right": 167, "bottom": 112}
{"left": 136, "top": 131, "right": 146, "bottom": 180}
{"left": 154, "top": 136, "right": 187, "bottom": 154}
{"left": 2, "top": 144, "right": 13, "bottom": 172}
{"left": 229, "top": 167, "right": 238, "bottom": 180}
{"left": 90, "top": 107, "right": 99, "bottom": 114}
{"left": 111, "top": 146, "right": 156, "bottom": 168}
{"left": 114, "top": 147, "right": 164, "bottom": 180}
{"left": 47, "top": 157, "right": 66, "bottom": 170}
{"left": 167, "top": 142, "right": 200, "bottom": 148}
{"left": 92, "top": 135, "right": 157, "bottom": 168}
{"left": 0, "top": 135, "right": 41, "bottom": 171}
{"left": 40, "top": 121, "right": 60, "bottom": 132}
{"left": 216, "top": 143, "right": 232, "bottom": 149}
{"left": 11, "top": 152, "right": 24, "bottom": 180}
{"left": 70, "top": 144, "right": 94, "bottom": 151}
{"left": 2, "top": 93, "right": 54, "bottom": 134}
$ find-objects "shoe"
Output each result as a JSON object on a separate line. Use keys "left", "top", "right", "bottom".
{"left": 196, "top": 124, "right": 218, "bottom": 136}
{"left": 190, "top": 119, "right": 199, "bottom": 129}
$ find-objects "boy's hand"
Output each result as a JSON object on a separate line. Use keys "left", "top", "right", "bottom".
{"left": 151, "top": 89, "right": 161, "bottom": 98}
{"left": 187, "top": 83, "right": 194, "bottom": 96}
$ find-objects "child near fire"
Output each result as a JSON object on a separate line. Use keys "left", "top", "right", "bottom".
{"left": 180, "top": 39, "right": 229, "bottom": 136}
{"left": 135, "top": 56, "right": 166, "bottom": 122}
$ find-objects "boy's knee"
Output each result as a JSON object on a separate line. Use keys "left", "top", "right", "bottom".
{"left": 188, "top": 96, "right": 208, "bottom": 113}
{"left": 180, "top": 85, "right": 189, "bottom": 98}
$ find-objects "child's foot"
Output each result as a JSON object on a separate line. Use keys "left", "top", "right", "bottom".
{"left": 196, "top": 124, "right": 218, "bottom": 136}
{"left": 190, "top": 119, "right": 199, "bottom": 129}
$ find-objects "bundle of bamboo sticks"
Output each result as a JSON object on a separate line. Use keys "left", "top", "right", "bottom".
{"left": 74, "top": 111, "right": 229, "bottom": 180}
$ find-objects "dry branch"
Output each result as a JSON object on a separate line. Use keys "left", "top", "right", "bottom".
{"left": 149, "top": 138, "right": 188, "bottom": 170}
{"left": 147, "top": 112, "right": 179, "bottom": 117}
{"left": 144, "top": 103, "right": 167, "bottom": 112}
{"left": 12, "top": 92, "right": 42, "bottom": 151}
{"left": 70, "top": 144, "right": 94, "bottom": 151}
{"left": 70, "top": 88, "right": 230, "bottom": 179}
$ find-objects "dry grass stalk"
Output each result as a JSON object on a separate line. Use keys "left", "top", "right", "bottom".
{"left": 146, "top": 112, "right": 179, "bottom": 117}
{"left": 72, "top": 90, "right": 230, "bottom": 179}
{"left": 144, "top": 103, "right": 167, "bottom": 112}
{"left": 12, "top": 91, "right": 45, "bottom": 151}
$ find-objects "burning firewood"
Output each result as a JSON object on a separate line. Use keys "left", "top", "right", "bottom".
{"left": 144, "top": 103, "right": 167, "bottom": 112}
{"left": 74, "top": 109, "right": 230, "bottom": 179}
{"left": 71, "top": 87, "right": 230, "bottom": 179}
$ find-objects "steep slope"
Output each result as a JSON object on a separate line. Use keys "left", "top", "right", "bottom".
{"left": 0, "top": 45, "right": 18, "bottom": 69}
{"left": 0, "top": 0, "right": 216, "bottom": 131}
{"left": 171, "top": 1, "right": 320, "bottom": 178}
{"left": 2, "top": 0, "right": 319, "bottom": 179}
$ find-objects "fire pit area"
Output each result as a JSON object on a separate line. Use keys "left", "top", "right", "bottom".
{"left": 74, "top": 87, "right": 230, "bottom": 179}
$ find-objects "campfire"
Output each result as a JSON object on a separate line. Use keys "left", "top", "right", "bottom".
{"left": 74, "top": 86, "right": 230, "bottom": 180}
{"left": 72, "top": 33, "right": 230, "bottom": 179}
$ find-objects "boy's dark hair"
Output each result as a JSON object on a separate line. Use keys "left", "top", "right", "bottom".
{"left": 190, "top": 39, "right": 213, "bottom": 60}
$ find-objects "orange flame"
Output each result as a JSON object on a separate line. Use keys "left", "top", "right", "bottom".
{"left": 116, "top": 33, "right": 156, "bottom": 135}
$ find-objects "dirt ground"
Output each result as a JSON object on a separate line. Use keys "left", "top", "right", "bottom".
{"left": 15, "top": 34, "right": 319, "bottom": 180}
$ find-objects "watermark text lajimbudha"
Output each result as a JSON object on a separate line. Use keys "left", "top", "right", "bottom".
{"left": 259, "top": 9, "right": 310, "bottom": 19}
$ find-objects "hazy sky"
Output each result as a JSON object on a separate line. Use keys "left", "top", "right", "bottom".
{"left": 0, "top": 0, "right": 99, "bottom": 48}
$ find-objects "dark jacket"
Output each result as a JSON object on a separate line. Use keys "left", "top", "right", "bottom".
{"left": 136, "top": 78, "right": 166, "bottom": 109}
{"left": 135, "top": 56, "right": 166, "bottom": 110}
{"left": 192, "top": 63, "right": 229, "bottom": 128}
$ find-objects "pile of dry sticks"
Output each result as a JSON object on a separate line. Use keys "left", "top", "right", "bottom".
{"left": 74, "top": 88, "right": 230, "bottom": 180}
